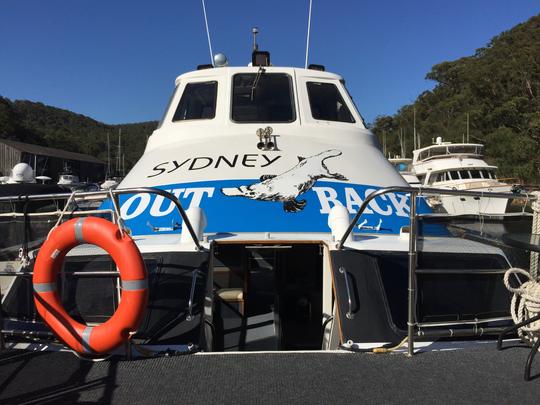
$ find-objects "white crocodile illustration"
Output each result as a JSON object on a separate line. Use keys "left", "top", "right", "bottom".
{"left": 221, "top": 149, "right": 348, "bottom": 212}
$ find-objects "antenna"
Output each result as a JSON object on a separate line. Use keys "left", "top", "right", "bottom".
{"left": 252, "top": 27, "right": 259, "bottom": 51}
{"left": 304, "top": 0, "right": 313, "bottom": 68}
{"left": 201, "top": 0, "right": 214, "bottom": 65}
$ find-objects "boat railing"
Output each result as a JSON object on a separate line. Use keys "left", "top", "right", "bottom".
{"left": 0, "top": 187, "right": 204, "bottom": 354}
{"left": 337, "top": 185, "right": 536, "bottom": 356}
{"left": 0, "top": 187, "right": 204, "bottom": 251}
{"left": 415, "top": 144, "right": 484, "bottom": 163}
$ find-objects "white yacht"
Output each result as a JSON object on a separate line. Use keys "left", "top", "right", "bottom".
{"left": 100, "top": 177, "right": 121, "bottom": 190}
{"left": 412, "top": 137, "right": 514, "bottom": 215}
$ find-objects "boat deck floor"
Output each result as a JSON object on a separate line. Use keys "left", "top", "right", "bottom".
{"left": 1, "top": 341, "right": 539, "bottom": 404}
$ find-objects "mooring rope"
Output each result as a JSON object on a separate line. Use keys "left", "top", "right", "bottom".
{"left": 504, "top": 268, "right": 540, "bottom": 345}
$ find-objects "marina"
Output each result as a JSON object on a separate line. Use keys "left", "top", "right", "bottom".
{"left": 1, "top": 2, "right": 540, "bottom": 403}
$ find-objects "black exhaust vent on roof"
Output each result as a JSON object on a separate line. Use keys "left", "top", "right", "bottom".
{"left": 308, "top": 64, "right": 325, "bottom": 71}
{"left": 197, "top": 64, "right": 214, "bottom": 70}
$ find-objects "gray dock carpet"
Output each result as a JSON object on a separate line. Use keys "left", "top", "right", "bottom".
{"left": 1, "top": 342, "right": 539, "bottom": 404}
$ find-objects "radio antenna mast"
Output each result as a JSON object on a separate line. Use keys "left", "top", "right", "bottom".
{"left": 304, "top": 0, "right": 313, "bottom": 68}
{"left": 201, "top": 0, "right": 214, "bottom": 65}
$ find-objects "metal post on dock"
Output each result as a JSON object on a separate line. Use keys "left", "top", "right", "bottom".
{"left": 407, "top": 191, "right": 418, "bottom": 357}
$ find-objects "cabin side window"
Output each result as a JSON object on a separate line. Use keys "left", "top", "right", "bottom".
{"left": 173, "top": 81, "right": 218, "bottom": 121}
{"left": 340, "top": 79, "right": 365, "bottom": 127}
{"left": 306, "top": 82, "right": 355, "bottom": 123}
{"left": 231, "top": 73, "right": 295, "bottom": 123}
{"left": 158, "top": 84, "right": 179, "bottom": 128}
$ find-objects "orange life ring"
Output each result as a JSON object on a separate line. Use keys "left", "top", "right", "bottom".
{"left": 33, "top": 217, "right": 148, "bottom": 355}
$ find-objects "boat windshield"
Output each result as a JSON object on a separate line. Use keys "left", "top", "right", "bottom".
{"left": 232, "top": 73, "right": 295, "bottom": 123}
{"left": 307, "top": 82, "right": 355, "bottom": 123}
{"left": 173, "top": 81, "right": 218, "bottom": 121}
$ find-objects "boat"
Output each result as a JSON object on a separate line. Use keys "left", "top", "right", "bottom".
{"left": 411, "top": 137, "right": 517, "bottom": 215}
{"left": 0, "top": 33, "right": 538, "bottom": 403}
{"left": 100, "top": 132, "right": 124, "bottom": 190}
{"left": 388, "top": 156, "right": 421, "bottom": 186}
{"left": 5, "top": 162, "right": 36, "bottom": 184}
{"left": 57, "top": 166, "right": 82, "bottom": 189}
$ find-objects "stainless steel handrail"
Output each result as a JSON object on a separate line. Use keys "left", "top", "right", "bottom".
{"left": 407, "top": 192, "right": 418, "bottom": 357}
{"left": 0, "top": 187, "right": 205, "bottom": 251}
{"left": 339, "top": 267, "right": 354, "bottom": 319}
{"left": 335, "top": 185, "right": 535, "bottom": 357}
{"left": 337, "top": 185, "right": 534, "bottom": 249}
{"left": 417, "top": 316, "right": 512, "bottom": 328}
{"left": 186, "top": 270, "right": 199, "bottom": 321}
{"left": 0, "top": 271, "right": 120, "bottom": 277}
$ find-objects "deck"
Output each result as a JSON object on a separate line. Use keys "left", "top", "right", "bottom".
{"left": 1, "top": 341, "right": 539, "bottom": 404}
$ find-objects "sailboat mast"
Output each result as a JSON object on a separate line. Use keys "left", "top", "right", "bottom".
{"left": 399, "top": 128, "right": 405, "bottom": 158}
{"left": 106, "top": 132, "right": 111, "bottom": 178}
{"left": 466, "top": 112, "right": 470, "bottom": 143}
{"left": 413, "top": 107, "right": 417, "bottom": 150}
{"left": 116, "top": 129, "right": 122, "bottom": 174}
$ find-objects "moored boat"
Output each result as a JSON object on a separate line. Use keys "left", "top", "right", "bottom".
{"left": 411, "top": 137, "right": 517, "bottom": 215}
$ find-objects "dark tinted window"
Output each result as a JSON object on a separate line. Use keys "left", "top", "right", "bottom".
{"left": 471, "top": 170, "right": 482, "bottom": 179}
{"left": 307, "top": 82, "right": 355, "bottom": 123}
{"left": 173, "top": 81, "right": 217, "bottom": 121}
{"left": 232, "top": 73, "right": 295, "bottom": 122}
{"left": 158, "top": 85, "right": 179, "bottom": 128}
{"left": 449, "top": 171, "right": 459, "bottom": 180}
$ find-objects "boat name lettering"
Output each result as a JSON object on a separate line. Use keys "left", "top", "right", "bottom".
{"left": 148, "top": 154, "right": 282, "bottom": 178}
{"left": 312, "top": 186, "right": 409, "bottom": 217}
{"left": 121, "top": 188, "right": 215, "bottom": 220}
{"left": 120, "top": 185, "right": 410, "bottom": 221}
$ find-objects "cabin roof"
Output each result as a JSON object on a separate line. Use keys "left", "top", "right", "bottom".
{"left": 174, "top": 66, "right": 343, "bottom": 85}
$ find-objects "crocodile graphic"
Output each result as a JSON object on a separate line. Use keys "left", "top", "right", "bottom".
{"left": 221, "top": 149, "right": 348, "bottom": 212}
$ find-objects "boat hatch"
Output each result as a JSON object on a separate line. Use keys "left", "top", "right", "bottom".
{"left": 210, "top": 243, "right": 326, "bottom": 351}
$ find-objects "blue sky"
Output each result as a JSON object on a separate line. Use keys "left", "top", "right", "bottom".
{"left": 0, "top": 1, "right": 538, "bottom": 125}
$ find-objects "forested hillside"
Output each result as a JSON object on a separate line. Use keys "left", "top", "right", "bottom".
{"left": 1, "top": 14, "right": 539, "bottom": 181}
{"left": 0, "top": 96, "right": 157, "bottom": 172}
{"left": 372, "top": 14, "right": 540, "bottom": 183}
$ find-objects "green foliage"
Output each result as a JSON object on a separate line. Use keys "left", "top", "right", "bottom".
{"left": 372, "top": 14, "right": 540, "bottom": 183}
{"left": 0, "top": 96, "right": 157, "bottom": 174}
